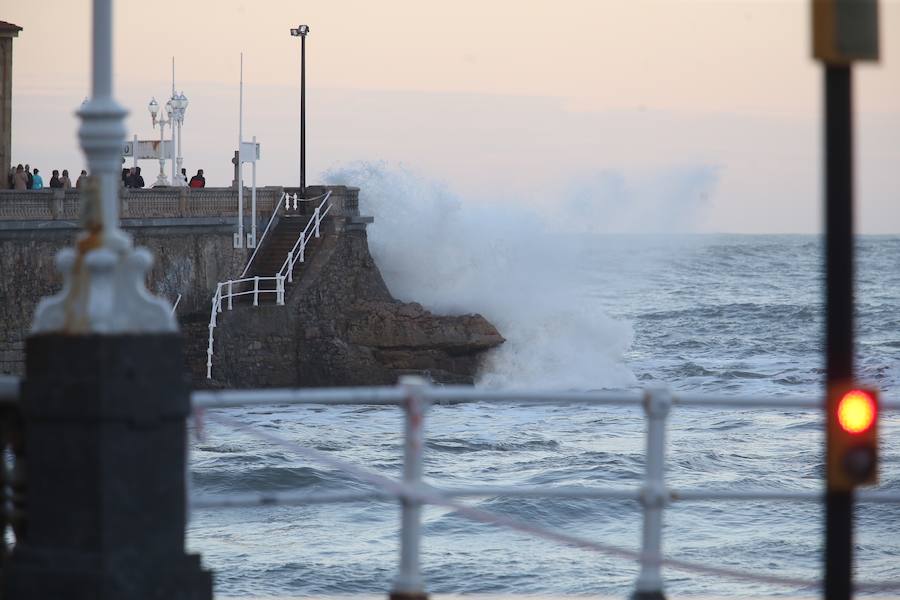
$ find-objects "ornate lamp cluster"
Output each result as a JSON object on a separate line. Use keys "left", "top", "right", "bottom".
{"left": 147, "top": 90, "right": 189, "bottom": 186}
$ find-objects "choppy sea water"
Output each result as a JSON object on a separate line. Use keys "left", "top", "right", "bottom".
{"left": 188, "top": 234, "right": 900, "bottom": 597}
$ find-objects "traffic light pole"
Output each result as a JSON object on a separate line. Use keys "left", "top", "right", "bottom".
{"left": 823, "top": 64, "right": 854, "bottom": 600}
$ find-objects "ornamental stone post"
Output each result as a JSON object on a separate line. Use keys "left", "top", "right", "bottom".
{"left": 1, "top": 1, "right": 212, "bottom": 598}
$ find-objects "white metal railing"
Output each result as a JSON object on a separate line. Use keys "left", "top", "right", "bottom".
{"left": 205, "top": 191, "right": 332, "bottom": 379}
{"left": 240, "top": 190, "right": 330, "bottom": 278}
{"left": 276, "top": 191, "right": 332, "bottom": 284}
{"left": 190, "top": 380, "right": 900, "bottom": 598}
{"left": 205, "top": 275, "right": 285, "bottom": 378}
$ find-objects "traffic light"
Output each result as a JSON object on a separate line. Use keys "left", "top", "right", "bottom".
{"left": 827, "top": 386, "right": 879, "bottom": 490}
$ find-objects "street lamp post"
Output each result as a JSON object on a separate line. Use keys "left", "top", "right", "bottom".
{"left": 171, "top": 91, "right": 189, "bottom": 185}
{"left": 147, "top": 97, "right": 171, "bottom": 186}
{"left": 290, "top": 24, "right": 309, "bottom": 195}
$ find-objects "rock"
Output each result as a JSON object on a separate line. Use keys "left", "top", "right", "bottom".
{"left": 205, "top": 225, "right": 504, "bottom": 388}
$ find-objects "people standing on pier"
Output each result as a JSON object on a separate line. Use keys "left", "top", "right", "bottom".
{"left": 60, "top": 169, "right": 72, "bottom": 189}
{"left": 25, "top": 164, "right": 34, "bottom": 189}
{"left": 76, "top": 169, "right": 88, "bottom": 189}
{"left": 126, "top": 167, "right": 145, "bottom": 189}
{"left": 32, "top": 168, "right": 44, "bottom": 190}
{"left": 121, "top": 167, "right": 129, "bottom": 187}
{"left": 13, "top": 165, "right": 27, "bottom": 190}
{"left": 180, "top": 168, "right": 188, "bottom": 186}
{"left": 49, "top": 169, "right": 62, "bottom": 188}
{"left": 189, "top": 169, "right": 205, "bottom": 188}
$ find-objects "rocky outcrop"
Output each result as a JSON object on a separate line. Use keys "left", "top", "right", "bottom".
{"left": 203, "top": 225, "right": 504, "bottom": 388}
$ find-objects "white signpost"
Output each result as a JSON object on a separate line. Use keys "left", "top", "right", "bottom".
{"left": 235, "top": 53, "right": 262, "bottom": 249}
{"left": 239, "top": 138, "right": 261, "bottom": 248}
{"left": 123, "top": 134, "right": 173, "bottom": 172}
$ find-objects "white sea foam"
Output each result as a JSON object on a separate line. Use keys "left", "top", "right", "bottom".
{"left": 324, "top": 162, "right": 637, "bottom": 390}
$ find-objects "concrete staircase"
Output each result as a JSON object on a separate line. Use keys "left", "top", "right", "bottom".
{"left": 234, "top": 210, "right": 327, "bottom": 305}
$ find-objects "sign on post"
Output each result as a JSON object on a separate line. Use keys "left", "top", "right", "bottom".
{"left": 123, "top": 140, "right": 174, "bottom": 160}
{"left": 240, "top": 141, "right": 261, "bottom": 162}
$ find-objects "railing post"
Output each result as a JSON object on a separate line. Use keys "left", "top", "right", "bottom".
{"left": 314, "top": 206, "right": 321, "bottom": 238}
{"left": 206, "top": 339, "right": 213, "bottom": 379}
{"left": 276, "top": 275, "right": 285, "bottom": 306}
{"left": 216, "top": 282, "right": 223, "bottom": 314}
{"left": 391, "top": 376, "right": 429, "bottom": 600}
{"left": 253, "top": 276, "right": 259, "bottom": 306}
{"left": 632, "top": 387, "right": 671, "bottom": 600}
{"left": 227, "top": 280, "right": 233, "bottom": 310}
{"left": 287, "top": 251, "right": 294, "bottom": 283}
{"left": 299, "top": 233, "right": 305, "bottom": 262}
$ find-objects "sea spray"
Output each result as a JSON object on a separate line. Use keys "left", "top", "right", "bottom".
{"left": 324, "top": 162, "right": 636, "bottom": 389}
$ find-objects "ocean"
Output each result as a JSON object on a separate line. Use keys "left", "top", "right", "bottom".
{"left": 188, "top": 169, "right": 900, "bottom": 597}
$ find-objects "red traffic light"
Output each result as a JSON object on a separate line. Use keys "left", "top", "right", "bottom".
{"left": 828, "top": 386, "right": 879, "bottom": 490}
{"left": 837, "top": 389, "right": 877, "bottom": 434}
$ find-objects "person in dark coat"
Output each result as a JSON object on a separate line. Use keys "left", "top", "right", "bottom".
{"left": 49, "top": 169, "right": 62, "bottom": 188}
{"left": 126, "top": 167, "right": 145, "bottom": 189}
{"left": 25, "top": 164, "right": 34, "bottom": 189}
{"left": 189, "top": 169, "right": 205, "bottom": 188}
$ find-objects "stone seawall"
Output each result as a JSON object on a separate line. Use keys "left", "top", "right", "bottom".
{"left": 0, "top": 184, "right": 503, "bottom": 385}
{"left": 201, "top": 226, "right": 504, "bottom": 388}
{"left": 0, "top": 223, "right": 248, "bottom": 376}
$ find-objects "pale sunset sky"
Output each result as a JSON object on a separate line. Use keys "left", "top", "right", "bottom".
{"left": 4, "top": 0, "right": 900, "bottom": 233}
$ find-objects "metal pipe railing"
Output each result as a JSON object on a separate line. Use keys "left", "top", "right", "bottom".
{"left": 634, "top": 388, "right": 670, "bottom": 600}
{"left": 205, "top": 275, "right": 285, "bottom": 378}
{"left": 277, "top": 193, "right": 332, "bottom": 280}
{"left": 0, "top": 377, "right": 897, "bottom": 594}
{"left": 393, "top": 377, "right": 427, "bottom": 598}
{"left": 240, "top": 190, "right": 330, "bottom": 278}
{"left": 240, "top": 191, "right": 285, "bottom": 278}
{"left": 188, "top": 380, "right": 900, "bottom": 598}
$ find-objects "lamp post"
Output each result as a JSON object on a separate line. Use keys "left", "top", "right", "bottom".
{"left": 147, "top": 96, "right": 171, "bottom": 186}
{"left": 171, "top": 91, "right": 189, "bottom": 185}
{"left": 290, "top": 24, "right": 309, "bottom": 195}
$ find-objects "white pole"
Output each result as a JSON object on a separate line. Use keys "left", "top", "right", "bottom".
{"left": 236, "top": 52, "right": 244, "bottom": 248}
{"left": 251, "top": 135, "right": 257, "bottom": 247}
{"left": 633, "top": 387, "right": 671, "bottom": 600}
{"left": 156, "top": 117, "right": 167, "bottom": 186}
{"left": 393, "top": 376, "right": 428, "bottom": 597}
{"left": 170, "top": 56, "right": 176, "bottom": 186}
{"left": 177, "top": 119, "right": 183, "bottom": 185}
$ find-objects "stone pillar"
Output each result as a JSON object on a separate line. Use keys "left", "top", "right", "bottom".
{"left": 0, "top": 22, "right": 22, "bottom": 187}
{"left": 5, "top": 335, "right": 212, "bottom": 599}
{"left": 0, "top": 3, "right": 211, "bottom": 598}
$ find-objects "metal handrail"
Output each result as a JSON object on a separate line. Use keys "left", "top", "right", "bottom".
{"left": 240, "top": 190, "right": 330, "bottom": 278}
{"left": 277, "top": 191, "right": 332, "bottom": 282}
{"left": 191, "top": 380, "right": 900, "bottom": 597}
{"left": 240, "top": 192, "right": 285, "bottom": 278}
{"left": 206, "top": 192, "right": 334, "bottom": 379}
{"left": 205, "top": 275, "right": 285, "bottom": 378}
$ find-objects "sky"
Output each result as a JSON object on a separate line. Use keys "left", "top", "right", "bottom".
{"left": 4, "top": 0, "right": 900, "bottom": 233}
